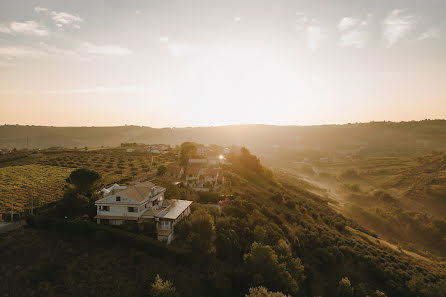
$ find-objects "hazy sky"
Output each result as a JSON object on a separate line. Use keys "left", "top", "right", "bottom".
{"left": 1, "top": 0, "right": 445, "bottom": 127}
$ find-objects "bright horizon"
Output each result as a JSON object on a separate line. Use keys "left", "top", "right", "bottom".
{"left": 1, "top": 0, "right": 445, "bottom": 128}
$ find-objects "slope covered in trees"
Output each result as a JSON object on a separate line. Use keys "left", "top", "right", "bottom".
{"left": 0, "top": 148, "right": 445, "bottom": 297}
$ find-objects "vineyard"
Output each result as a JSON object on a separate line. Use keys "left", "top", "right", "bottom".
{"left": 36, "top": 149, "right": 177, "bottom": 184}
{"left": 0, "top": 165, "right": 72, "bottom": 213}
{"left": 0, "top": 148, "right": 178, "bottom": 213}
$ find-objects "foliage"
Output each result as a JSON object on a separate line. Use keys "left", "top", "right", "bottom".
{"left": 243, "top": 242, "right": 302, "bottom": 296}
{"left": 67, "top": 168, "right": 101, "bottom": 195}
{"left": 150, "top": 275, "right": 179, "bottom": 297}
{"left": 245, "top": 287, "right": 290, "bottom": 297}
{"left": 157, "top": 165, "right": 167, "bottom": 176}
{"left": 187, "top": 208, "right": 215, "bottom": 253}
{"left": 337, "top": 277, "right": 354, "bottom": 297}
{"left": 0, "top": 164, "right": 71, "bottom": 213}
{"left": 180, "top": 142, "right": 197, "bottom": 166}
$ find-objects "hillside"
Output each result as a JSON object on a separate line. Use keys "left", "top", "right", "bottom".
{"left": 262, "top": 149, "right": 446, "bottom": 260}
{"left": 2, "top": 120, "right": 446, "bottom": 156}
{"left": 0, "top": 148, "right": 445, "bottom": 297}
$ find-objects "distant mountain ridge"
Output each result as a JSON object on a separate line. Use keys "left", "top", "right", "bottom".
{"left": 1, "top": 120, "right": 446, "bottom": 155}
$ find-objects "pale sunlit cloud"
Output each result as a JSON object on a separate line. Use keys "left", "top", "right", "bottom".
{"left": 383, "top": 10, "right": 417, "bottom": 47}
{"left": 51, "top": 11, "right": 83, "bottom": 28}
{"left": 0, "top": 21, "right": 49, "bottom": 36}
{"left": 0, "top": 24, "right": 11, "bottom": 34}
{"left": 0, "top": 46, "right": 48, "bottom": 58}
{"left": 338, "top": 17, "right": 369, "bottom": 48}
{"left": 296, "top": 12, "right": 324, "bottom": 50}
{"left": 233, "top": 16, "right": 242, "bottom": 23}
{"left": 80, "top": 42, "right": 132, "bottom": 56}
{"left": 418, "top": 27, "right": 440, "bottom": 40}
{"left": 338, "top": 17, "right": 359, "bottom": 31}
{"left": 34, "top": 7, "right": 48, "bottom": 13}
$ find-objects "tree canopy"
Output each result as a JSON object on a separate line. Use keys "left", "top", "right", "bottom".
{"left": 150, "top": 274, "right": 178, "bottom": 297}
{"left": 66, "top": 168, "right": 101, "bottom": 195}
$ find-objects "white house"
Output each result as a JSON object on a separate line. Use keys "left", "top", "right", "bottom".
{"left": 95, "top": 181, "right": 192, "bottom": 243}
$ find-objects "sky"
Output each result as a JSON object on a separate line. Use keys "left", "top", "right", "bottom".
{"left": 0, "top": 0, "right": 445, "bottom": 127}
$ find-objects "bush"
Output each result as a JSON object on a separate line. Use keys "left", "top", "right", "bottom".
{"left": 197, "top": 192, "right": 221, "bottom": 204}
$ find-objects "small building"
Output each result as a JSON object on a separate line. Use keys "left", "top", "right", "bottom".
{"left": 166, "top": 166, "right": 184, "bottom": 179}
{"left": 95, "top": 181, "right": 192, "bottom": 244}
{"left": 201, "top": 168, "right": 221, "bottom": 186}
{"left": 207, "top": 156, "right": 223, "bottom": 166}
{"left": 188, "top": 158, "right": 208, "bottom": 165}
{"left": 185, "top": 166, "right": 204, "bottom": 187}
{"left": 197, "top": 147, "right": 209, "bottom": 157}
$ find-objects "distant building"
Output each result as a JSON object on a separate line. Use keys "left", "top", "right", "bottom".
{"left": 166, "top": 166, "right": 184, "bottom": 179}
{"left": 188, "top": 158, "right": 208, "bottom": 165}
{"left": 95, "top": 181, "right": 192, "bottom": 244}
{"left": 197, "top": 147, "right": 209, "bottom": 157}
{"left": 200, "top": 168, "right": 222, "bottom": 187}
{"left": 185, "top": 166, "right": 204, "bottom": 187}
{"left": 145, "top": 144, "right": 170, "bottom": 154}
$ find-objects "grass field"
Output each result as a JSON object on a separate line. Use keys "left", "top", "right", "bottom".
{"left": 0, "top": 164, "right": 72, "bottom": 213}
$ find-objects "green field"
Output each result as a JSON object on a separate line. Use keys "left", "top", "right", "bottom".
{"left": 0, "top": 148, "right": 178, "bottom": 213}
{"left": 0, "top": 164, "right": 72, "bottom": 213}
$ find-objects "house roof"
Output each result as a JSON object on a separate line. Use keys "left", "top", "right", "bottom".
{"left": 109, "top": 181, "right": 165, "bottom": 202}
{"left": 167, "top": 166, "right": 183, "bottom": 175}
{"left": 101, "top": 183, "right": 127, "bottom": 194}
{"left": 156, "top": 200, "right": 192, "bottom": 220}
{"left": 202, "top": 168, "right": 220, "bottom": 177}
{"left": 185, "top": 166, "right": 202, "bottom": 176}
{"left": 189, "top": 158, "right": 207, "bottom": 163}
{"left": 141, "top": 208, "right": 165, "bottom": 218}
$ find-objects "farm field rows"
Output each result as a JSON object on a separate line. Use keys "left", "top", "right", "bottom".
{"left": 0, "top": 164, "right": 72, "bottom": 213}
{"left": 37, "top": 149, "right": 176, "bottom": 184}
{"left": 0, "top": 149, "right": 178, "bottom": 213}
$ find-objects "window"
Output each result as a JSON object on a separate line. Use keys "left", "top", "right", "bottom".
{"left": 159, "top": 220, "right": 171, "bottom": 230}
{"left": 116, "top": 196, "right": 121, "bottom": 202}
{"left": 127, "top": 207, "right": 136, "bottom": 213}
{"left": 101, "top": 206, "right": 110, "bottom": 211}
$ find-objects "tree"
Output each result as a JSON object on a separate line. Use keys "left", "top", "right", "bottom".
{"left": 337, "top": 277, "right": 354, "bottom": 297}
{"left": 244, "top": 242, "right": 301, "bottom": 296}
{"left": 245, "top": 287, "right": 290, "bottom": 297}
{"left": 189, "top": 208, "right": 215, "bottom": 252}
{"left": 150, "top": 274, "right": 178, "bottom": 297}
{"left": 180, "top": 142, "right": 197, "bottom": 166}
{"left": 66, "top": 168, "right": 101, "bottom": 196}
{"left": 373, "top": 290, "right": 387, "bottom": 297}
{"left": 157, "top": 165, "right": 167, "bottom": 176}
{"left": 239, "top": 147, "right": 263, "bottom": 173}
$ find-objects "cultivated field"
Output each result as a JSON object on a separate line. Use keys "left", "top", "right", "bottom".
{"left": 0, "top": 148, "right": 178, "bottom": 213}
{"left": 0, "top": 164, "right": 72, "bottom": 213}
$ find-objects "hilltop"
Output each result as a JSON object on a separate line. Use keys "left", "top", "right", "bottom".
{"left": 2, "top": 120, "right": 446, "bottom": 156}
